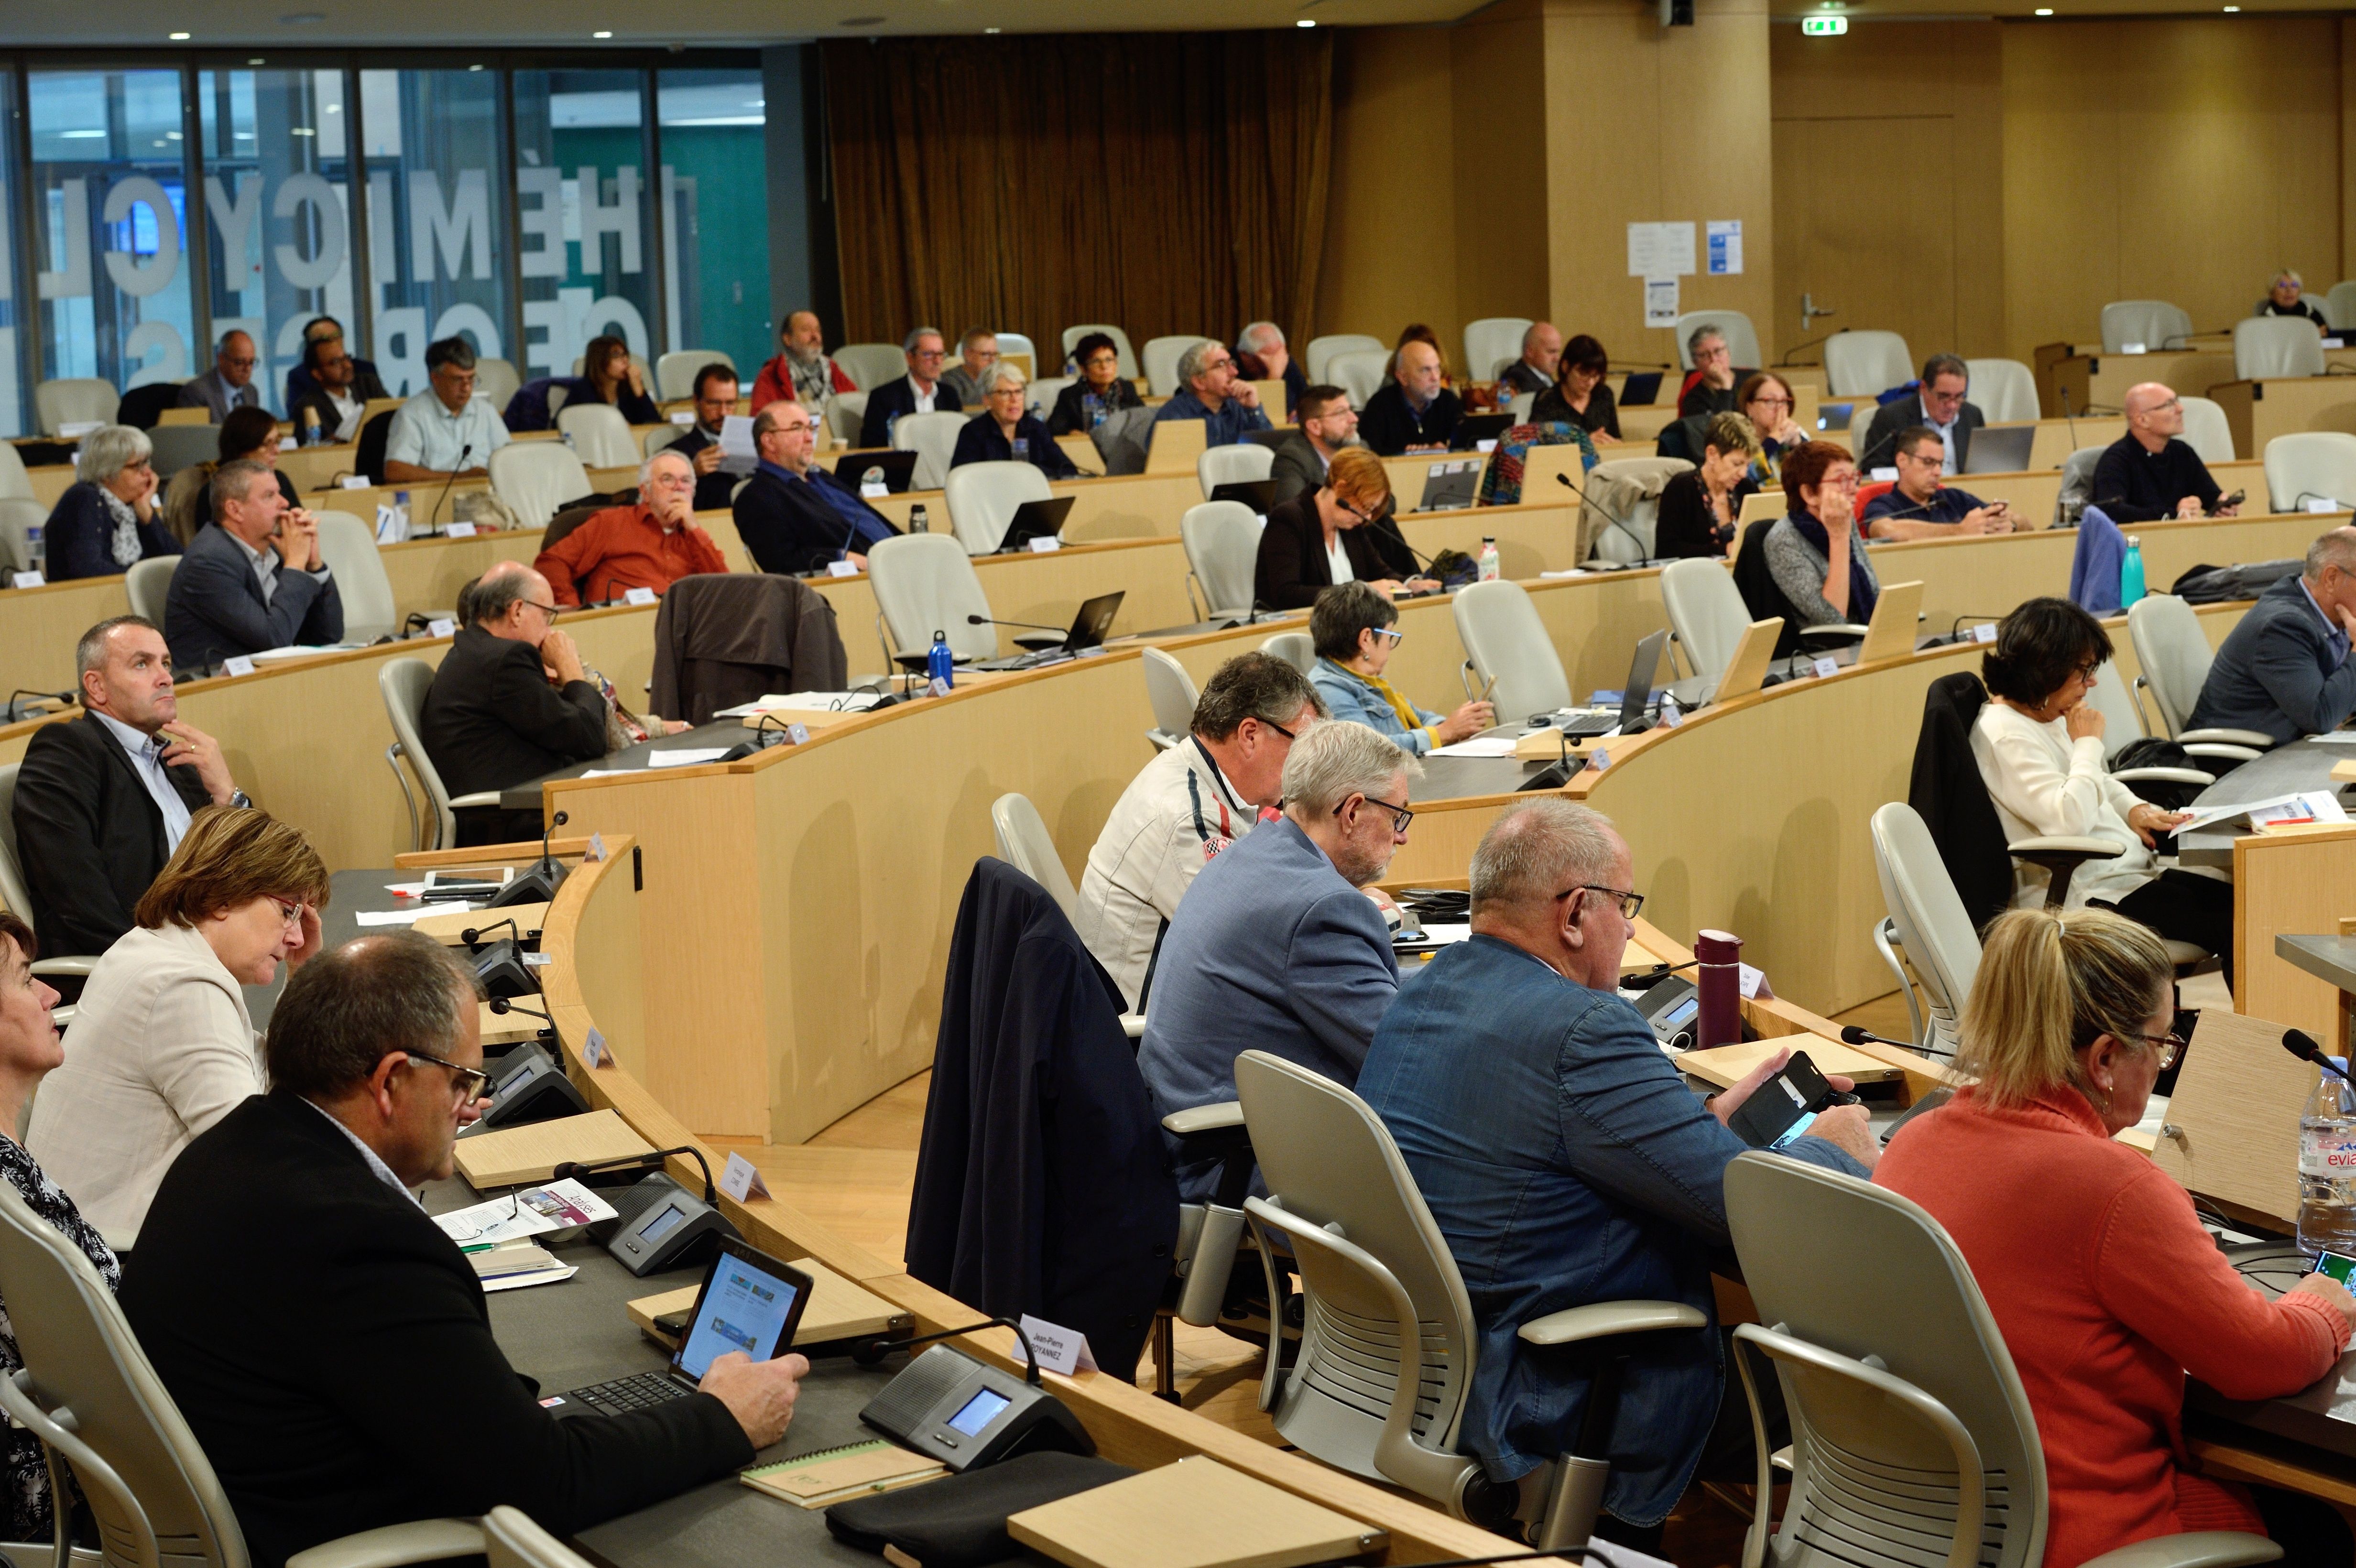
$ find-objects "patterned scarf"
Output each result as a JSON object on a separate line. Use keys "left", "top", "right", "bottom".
{"left": 98, "top": 485, "right": 143, "bottom": 567}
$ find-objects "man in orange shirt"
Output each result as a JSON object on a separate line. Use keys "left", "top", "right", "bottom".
{"left": 534, "top": 450, "right": 726, "bottom": 607}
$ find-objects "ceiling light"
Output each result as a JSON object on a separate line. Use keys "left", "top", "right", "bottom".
{"left": 2034, "top": 7, "right": 2051, "bottom": 11}
{"left": 167, "top": 131, "right": 182, "bottom": 139}
{"left": 168, "top": 30, "right": 190, "bottom": 38}
{"left": 248, "top": 56, "right": 265, "bottom": 64}
{"left": 59, "top": 129, "right": 103, "bottom": 138}
{"left": 291, "top": 126, "right": 316, "bottom": 135}
{"left": 592, "top": 29, "right": 612, "bottom": 36}
{"left": 468, "top": 63, "right": 484, "bottom": 70}
{"left": 983, "top": 23, "right": 1000, "bottom": 29}
{"left": 1297, "top": 16, "right": 1315, "bottom": 22}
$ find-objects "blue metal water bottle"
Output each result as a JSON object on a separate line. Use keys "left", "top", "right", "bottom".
{"left": 2120, "top": 535, "right": 2146, "bottom": 607}
{"left": 927, "top": 630, "right": 954, "bottom": 689}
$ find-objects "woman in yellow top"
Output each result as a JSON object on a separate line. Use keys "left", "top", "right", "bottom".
{"left": 1307, "top": 581, "right": 1493, "bottom": 757}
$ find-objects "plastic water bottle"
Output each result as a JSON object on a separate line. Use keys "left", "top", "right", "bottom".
{"left": 1012, "top": 436, "right": 1030, "bottom": 464}
{"left": 2120, "top": 535, "right": 2147, "bottom": 607}
{"left": 23, "top": 524, "right": 43, "bottom": 574}
{"left": 560, "top": 429, "right": 576, "bottom": 451}
{"left": 909, "top": 504, "right": 930, "bottom": 534}
{"left": 2300, "top": 1063, "right": 2356, "bottom": 1255}
{"left": 1479, "top": 537, "right": 1500, "bottom": 582}
{"left": 926, "top": 630, "right": 954, "bottom": 690}
{"left": 885, "top": 412, "right": 899, "bottom": 445}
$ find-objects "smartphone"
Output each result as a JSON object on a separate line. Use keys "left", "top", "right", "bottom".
{"left": 2313, "top": 1251, "right": 2356, "bottom": 1286}
{"left": 1728, "top": 1050, "right": 1854, "bottom": 1150}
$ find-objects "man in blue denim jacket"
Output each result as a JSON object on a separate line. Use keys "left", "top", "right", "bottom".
{"left": 1358, "top": 800, "right": 1877, "bottom": 1543}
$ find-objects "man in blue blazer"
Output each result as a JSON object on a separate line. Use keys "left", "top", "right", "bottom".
{"left": 1138, "top": 719, "right": 1417, "bottom": 1200}
{"left": 2188, "top": 527, "right": 2356, "bottom": 745}
{"left": 857, "top": 327, "right": 964, "bottom": 449}
{"left": 735, "top": 403, "right": 899, "bottom": 575}
{"left": 163, "top": 459, "right": 343, "bottom": 671}
{"left": 1357, "top": 800, "right": 1876, "bottom": 1550}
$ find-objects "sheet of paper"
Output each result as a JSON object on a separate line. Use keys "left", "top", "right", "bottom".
{"left": 718, "top": 414, "right": 759, "bottom": 475}
{"left": 1429, "top": 735, "right": 1521, "bottom": 758}
{"left": 436, "top": 1178, "right": 617, "bottom": 1247}
{"left": 1625, "top": 221, "right": 1697, "bottom": 278}
{"left": 1706, "top": 219, "right": 1743, "bottom": 275}
{"left": 1402, "top": 923, "right": 1472, "bottom": 946}
{"left": 354, "top": 903, "right": 480, "bottom": 926}
{"left": 1645, "top": 277, "right": 1680, "bottom": 327}
{"left": 713, "top": 692, "right": 884, "bottom": 717}
{"left": 2247, "top": 791, "right": 2348, "bottom": 828}
{"left": 2176, "top": 791, "right": 2316, "bottom": 834}
{"left": 647, "top": 748, "right": 730, "bottom": 768}
{"left": 483, "top": 1265, "right": 578, "bottom": 1293}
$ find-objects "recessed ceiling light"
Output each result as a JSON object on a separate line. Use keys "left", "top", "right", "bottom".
{"left": 2033, "top": 7, "right": 2051, "bottom": 11}
{"left": 248, "top": 56, "right": 265, "bottom": 64}
{"left": 168, "top": 30, "right": 190, "bottom": 38}
{"left": 291, "top": 126, "right": 316, "bottom": 135}
{"left": 468, "top": 62, "right": 484, "bottom": 69}
{"left": 984, "top": 24, "right": 1000, "bottom": 30}
{"left": 59, "top": 129, "right": 103, "bottom": 138}
{"left": 592, "top": 28, "right": 612, "bottom": 36}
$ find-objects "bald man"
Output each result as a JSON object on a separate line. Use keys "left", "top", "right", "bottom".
{"left": 419, "top": 565, "right": 611, "bottom": 845}
{"left": 1359, "top": 340, "right": 1462, "bottom": 456}
{"left": 180, "top": 329, "right": 264, "bottom": 420}
{"left": 1494, "top": 322, "right": 1563, "bottom": 400}
{"left": 2092, "top": 383, "right": 2236, "bottom": 523}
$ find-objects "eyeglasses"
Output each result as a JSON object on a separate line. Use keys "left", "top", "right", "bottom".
{"left": 1345, "top": 793, "right": 1415, "bottom": 834}
{"left": 522, "top": 599, "right": 561, "bottom": 621}
{"left": 402, "top": 1046, "right": 491, "bottom": 1103}
{"left": 1897, "top": 448, "right": 1943, "bottom": 465}
{"left": 1559, "top": 884, "right": 1646, "bottom": 919}
{"left": 271, "top": 898, "right": 305, "bottom": 930}
{"left": 912, "top": 348, "right": 947, "bottom": 361}
{"left": 1368, "top": 627, "right": 1404, "bottom": 646}
{"left": 1260, "top": 719, "right": 1298, "bottom": 741}
{"left": 221, "top": 356, "right": 258, "bottom": 370}
{"left": 2120, "top": 1031, "right": 2187, "bottom": 1069}
{"left": 1748, "top": 395, "right": 1793, "bottom": 410}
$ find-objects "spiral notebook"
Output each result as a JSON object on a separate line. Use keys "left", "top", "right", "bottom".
{"left": 741, "top": 1439, "right": 947, "bottom": 1509}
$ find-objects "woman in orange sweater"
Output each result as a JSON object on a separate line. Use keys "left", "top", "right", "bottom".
{"left": 1877, "top": 907, "right": 2356, "bottom": 1568}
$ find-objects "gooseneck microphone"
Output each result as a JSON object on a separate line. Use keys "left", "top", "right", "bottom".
{"left": 553, "top": 1145, "right": 718, "bottom": 1204}
{"left": 855, "top": 1318, "right": 1042, "bottom": 1386}
{"left": 1840, "top": 1024, "right": 1915, "bottom": 1050}
{"left": 486, "top": 995, "right": 556, "bottom": 1039}
{"left": 2284, "top": 1028, "right": 2355, "bottom": 1084}
{"left": 428, "top": 443, "right": 472, "bottom": 532}
{"left": 966, "top": 613, "right": 1069, "bottom": 634}
{"left": 1555, "top": 472, "right": 1656, "bottom": 565}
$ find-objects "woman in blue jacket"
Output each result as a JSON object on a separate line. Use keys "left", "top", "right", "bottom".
{"left": 1308, "top": 580, "right": 1493, "bottom": 756}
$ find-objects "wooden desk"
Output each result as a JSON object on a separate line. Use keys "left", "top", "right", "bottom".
{"left": 2051, "top": 350, "right": 2236, "bottom": 420}
{"left": 2208, "top": 376, "right": 2356, "bottom": 463}
{"left": 1952, "top": 460, "right": 2266, "bottom": 533}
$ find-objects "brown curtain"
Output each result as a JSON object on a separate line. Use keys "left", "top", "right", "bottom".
{"left": 823, "top": 31, "right": 1332, "bottom": 360}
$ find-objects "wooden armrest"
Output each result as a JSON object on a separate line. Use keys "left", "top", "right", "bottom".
{"left": 1516, "top": 1300, "right": 1708, "bottom": 1346}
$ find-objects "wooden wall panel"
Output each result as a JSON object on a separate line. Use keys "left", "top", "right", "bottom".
{"left": 1316, "top": 28, "right": 1461, "bottom": 348}
{"left": 1451, "top": 0, "right": 1552, "bottom": 350}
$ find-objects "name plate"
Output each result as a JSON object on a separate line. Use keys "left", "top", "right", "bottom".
{"left": 1026, "top": 536, "right": 1061, "bottom": 553}
{"left": 623, "top": 587, "right": 659, "bottom": 607}
{"left": 827, "top": 559, "right": 861, "bottom": 577}
{"left": 444, "top": 522, "right": 477, "bottom": 538}
{"left": 9, "top": 571, "right": 42, "bottom": 590}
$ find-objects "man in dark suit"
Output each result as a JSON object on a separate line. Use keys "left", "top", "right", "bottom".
{"left": 2188, "top": 526, "right": 2356, "bottom": 745}
{"left": 164, "top": 458, "right": 343, "bottom": 670}
{"left": 857, "top": 326, "right": 963, "bottom": 448}
{"left": 1270, "top": 384, "right": 1360, "bottom": 505}
{"left": 1854, "top": 353, "right": 1984, "bottom": 474}
{"left": 283, "top": 315, "right": 386, "bottom": 414}
{"left": 122, "top": 932, "right": 808, "bottom": 1568}
{"left": 286, "top": 333, "right": 389, "bottom": 446}
{"left": 421, "top": 565, "right": 611, "bottom": 846}
{"left": 664, "top": 363, "right": 746, "bottom": 513}
{"left": 736, "top": 401, "right": 898, "bottom": 575}
{"left": 13, "top": 616, "right": 244, "bottom": 960}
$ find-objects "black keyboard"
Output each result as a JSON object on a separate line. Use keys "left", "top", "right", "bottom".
{"left": 567, "top": 1371, "right": 689, "bottom": 1416}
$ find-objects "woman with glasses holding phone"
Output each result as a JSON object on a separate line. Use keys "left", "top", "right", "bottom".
{"left": 1878, "top": 905, "right": 2356, "bottom": 1568}
{"left": 1308, "top": 582, "right": 1493, "bottom": 756}
{"left": 1970, "top": 597, "right": 2229, "bottom": 978}
{"left": 1254, "top": 447, "right": 1438, "bottom": 611}
{"left": 28, "top": 806, "right": 328, "bottom": 1248}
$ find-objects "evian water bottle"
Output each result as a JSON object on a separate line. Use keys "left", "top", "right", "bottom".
{"left": 2298, "top": 1060, "right": 2356, "bottom": 1256}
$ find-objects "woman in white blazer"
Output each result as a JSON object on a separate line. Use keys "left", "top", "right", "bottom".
{"left": 28, "top": 806, "right": 327, "bottom": 1247}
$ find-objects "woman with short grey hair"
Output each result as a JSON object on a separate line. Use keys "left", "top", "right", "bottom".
{"left": 44, "top": 424, "right": 176, "bottom": 581}
{"left": 949, "top": 355, "right": 1079, "bottom": 481}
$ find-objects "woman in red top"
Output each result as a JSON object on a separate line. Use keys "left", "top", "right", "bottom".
{"left": 1877, "top": 907, "right": 2356, "bottom": 1568}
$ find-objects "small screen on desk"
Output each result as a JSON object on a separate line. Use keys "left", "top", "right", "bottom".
{"left": 1660, "top": 995, "right": 1699, "bottom": 1029}
{"left": 2317, "top": 1252, "right": 2356, "bottom": 1286}
{"left": 680, "top": 1253, "right": 803, "bottom": 1380}
{"left": 948, "top": 1387, "right": 1011, "bottom": 1436}
{"left": 640, "top": 1203, "right": 689, "bottom": 1246}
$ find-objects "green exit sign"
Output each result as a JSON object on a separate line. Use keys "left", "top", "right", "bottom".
{"left": 1801, "top": 14, "right": 1848, "bottom": 33}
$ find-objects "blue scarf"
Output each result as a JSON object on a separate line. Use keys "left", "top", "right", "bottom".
{"left": 1788, "top": 500, "right": 1877, "bottom": 623}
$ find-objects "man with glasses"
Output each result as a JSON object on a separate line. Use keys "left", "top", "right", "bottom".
{"left": 1076, "top": 653, "right": 1326, "bottom": 1011}
{"left": 2093, "top": 381, "right": 2237, "bottom": 522}
{"left": 1138, "top": 720, "right": 1417, "bottom": 1198}
{"left": 1860, "top": 426, "right": 2013, "bottom": 541}
{"left": 534, "top": 449, "right": 724, "bottom": 607}
{"left": 2189, "top": 526, "right": 2356, "bottom": 749}
{"left": 1357, "top": 801, "right": 1877, "bottom": 1556}
{"left": 1855, "top": 352, "right": 1984, "bottom": 474}
{"left": 735, "top": 400, "right": 898, "bottom": 575}
{"left": 385, "top": 336, "right": 511, "bottom": 484}
{"left": 124, "top": 931, "right": 809, "bottom": 1568}
{"left": 179, "top": 329, "right": 264, "bottom": 421}
{"left": 1270, "top": 383, "right": 1361, "bottom": 505}
{"left": 420, "top": 564, "right": 610, "bottom": 847}
{"left": 286, "top": 317, "right": 390, "bottom": 440}
{"left": 859, "top": 326, "right": 963, "bottom": 448}
{"left": 1153, "top": 339, "right": 1272, "bottom": 448}
{"left": 1358, "top": 339, "right": 1462, "bottom": 457}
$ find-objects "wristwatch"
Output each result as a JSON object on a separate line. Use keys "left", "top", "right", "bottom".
{"left": 229, "top": 789, "right": 252, "bottom": 810}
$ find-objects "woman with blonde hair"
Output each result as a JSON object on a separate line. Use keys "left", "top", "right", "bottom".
{"left": 1253, "top": 446, "right": 1439, "bottom": 610}
{"left": 28, "top": 806, "right": 329, "bottom": 1246}
{"left": 1878, "top": 906, "right": 2356, "bottom": 1567}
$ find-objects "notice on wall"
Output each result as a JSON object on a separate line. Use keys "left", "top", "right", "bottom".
{"left": 1645, "top": 278, "right": 1681, "bottom": 327}
{"left": 1706, "top": 219, "right": 1744, "bottom": 276}
{"left": 1626, "top": 221, "right": 1696, "bottom": 279}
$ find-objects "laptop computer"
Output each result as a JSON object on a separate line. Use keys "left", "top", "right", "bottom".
{"left": 833, "top": 450, "right": 920, "bottom": 493}
{"left": 997, "top": 495, "right": 1077, "bottom": 552}
{"left": 1961, "top": 424, "right": 2035, "bottom": 475}
{"left": 975, "top": 590, "right": 1127, "bottom": 669}
{"left": 1415, "top": 459, "right": 1483, "bottom": 513}
{"left": 1618, "top": 372, "right": 1664, "bottom": 408}
{"left": 1555, "top": 629, "right": 1669, "bottom": 741}
{"left": 1451, "top": 413, "right": 1514, "bottom": 451}
{"left": 1209, "top": 479, "right": 1276, "bottom": 513}
{"left": 551, "top": 1238, "right": 812, "bottom": 1419}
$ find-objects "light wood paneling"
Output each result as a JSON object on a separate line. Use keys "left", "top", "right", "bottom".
{"left": 2236, "top": 823, "right": 2356, "bottom": 1045}
{"left": 1317, "top": 28, "right": 1461, "bottom": 351}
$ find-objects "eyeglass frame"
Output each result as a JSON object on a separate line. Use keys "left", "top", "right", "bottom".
{"left": 399, "top": 1046, "right": 491, "bottom": 1103}
{"left": 1558, "top": 883, "right": 1646, "bottom": 919}
{"left": 1342, "top": 792, "right": 1415, "bottom": 834}
{"left": 2117, "top": 1030, "right": 2187, "bottom": 1070}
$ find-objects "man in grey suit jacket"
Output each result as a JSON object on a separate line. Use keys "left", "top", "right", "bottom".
{"left": 2189, "top": 527, "right": 2356, "bottom": 744}
{"left": 1138, "top": 721, "right": 1420, "bottom": 1200}
{"left": 177, "top": 329, "right": 265, "bottom": 421}
{"left": 1269, "top": 383, "right": 1361, "bottom": 505}
{"left": 164, "top": 459, "right": 341, "bottom": 670}
{"left": 1854, "top": 352, "right": 1983, "bottom": 474}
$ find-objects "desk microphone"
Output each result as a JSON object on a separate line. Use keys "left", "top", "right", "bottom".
{"left": 5, "top": 688, "right": 75, "bottom": 724}
{"left": 2283, "top": 1028, "right": 2356, "bottom": 1084}
{"left": 553, "top": 1145, "right": 718, "bottom": 1204}
{"left": 2060, "top": 387, "right": 2079, "bottom": 453}
{"left": 486, "top": 994, "right": 556, "bottom": 1040}
{"left": 1555, "top": 472, "right": 1658, "bottom": 566}
{"left": 855, "top": 1317, "right": 1042, "bottom": 1386}
{"left": 1373, "top": 501, "right": 1448, "bottom": 578}
{"left": 1839, "top": 1024, "right": 1915, "bottom": 1050}
{"left": 965, "top": 613, "right": 1069, "bottom": 635}
{"left": 490, "top": 808, "right": 568, "bottom": 910}
{"left": 458, "top": 916, "right": 527, "bottom": 948}
{"left": 427, "top": 443, "right": 471, "bottom": 533}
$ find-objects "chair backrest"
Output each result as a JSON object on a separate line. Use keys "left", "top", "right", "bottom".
{"left": 1260, "top": 631, "right": 1314, "bottom": 675}
{"left": 1027, "top": 376, "right": 1074, "bottom": 420}
{"left": 0, "top": 440, "right": 32, "bottom": 502}
{"left": 1584, "top": 457, "right": 1687, "bottom": 564}
{"left": 1305, "top": 335, "right": 1384, "bottom": 387}
{"left": 0, "top": 1176, "right": 251, "bottom": 1568}
{"left": 126, "top": 556, "right": 178, "bottom": 624}
{"left": 2326, "top": 283, "right": 2356, "bottom": 334}
{"left": 1197, "top": 442, "right": 1274, "bottom": 500}
{"left": 355, "top": 409, "right": 395, "bottom": 485}
{"left": 2179, "top": 395, "right": 2237, "bottom": 464}
{"left": 1672, "top": 310, "right": 1763, "bottom": 372}
{"left": 2263, "top": 429, "right": 2356, "bottom": 512}
{"left": 1234, "top": 1050, "right": 1483, "bottom": 1499}
{"left": 486, "top": 1506, "right": 590, "bottom": 1568}
{"left": 1868, "top": 802, "right": 1980, "bottom": 1060}
{"left": 2055, "top": 444, "right": 2106, "bottom": 527}
{"left": 2099, "top": 299, "right": 2194, "bottom": 354}
{"left": 1659, "top": 556, "right": 1752, "bottom": 681}
{"left": 942, "top": 460, "right": 1051, "bottom": 555}
{"left": 1462, "top": 318, "right": 1532, "bottom": 385}
{"left": 990, "top": 793, "right": 1079, "bottom": 923}
{"left": 642, "top": 424, "right": 684, "bottom": 463}
{"left": 893, "top": 410, "right": 970, "bottom": 493}
{"left": 656, "top": 349, "right": 733, "bottom": 402}
{"left": 1452, "top": 580, "right": 1573, "bottom": 718}
{"left": 1724, "top": 1152, "right": 2050, "bottom": 1568}
{"left": 825, "top": 391, "right": 869, "bottom": 445}
{"left": 1140, "top": 647, "right": 1199, "bottom": 749}
{"left": 1060, "top": 325, "right": 1138, "bottom": 381}
{"left": 993, "top": 332, "right": 1037, "bottom": 367}
{"left": 1143, "top": 336, "right": 1212, "bottom": 399}
{"left": 1821, "top": 331, "right": 1915, "bottom": 399}
{"left": 1328, "top": 349, "right": 1389, "bottom": 412}
{"left": 0, "top": 763, "right": 33, "bottom": 928}
{"left": 867, "top": 533, "right": 994, "bottom": 662}
{"left": 0, "top": 498, "right": 42, "bottom": 576}
{"left": 556, "top": 402, "right": 641, "bottom": 469}
{"left": 34, "top": 378, "right": 117, "bottom": 436}
{"left": 1181, "top": 501, "right": 1262, "bottom": 617}
{"left": 472, "top": 357, "right": 522, "bottom": 412}
{"left": 2127, "top": 593, "right": 2217, "bottom": 738}
{"left": 1963, "top": 358, "right": 2038, "bottom": 425}
{"left": 2236, "top": 314, "right": 2326, "bottom": 380}
{"left": 312, "top": 511, "right": 393, "bottom": 642}
{"left": 381, "top": 658, "right": 457, "bottom": 851}
{"left": 487, "top": 442, "right": 594, "bottom": 531}
{"left": 144, "top": 424, "right": 220, "bottom": 480}
{"left": 833, "top": 343, "right": 906, "bottom": 393}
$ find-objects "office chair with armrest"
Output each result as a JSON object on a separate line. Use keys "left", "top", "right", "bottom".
{"left": 486, "top": 444, "right": 594, "bottom": 533}
{"left": 1820, "top": 331, "right": 1914, "bottom": 399}
{"left": 0, "top": 442, "right": 33, "bottom": 505}
{"left": 2235, "top": 316, "right": 2326, "bottom": 381}
{"left": 866, "top": 534, "right": 993, "bottom": 669}
{"left": 831, "top": 344, "right": 905, "bottom": 394}
{"left": 354, "top": 410, "right": 395, "bottom": 487}
{"left": 124, "top": 559, "right": 177, "bottom": 626}
{"left": 0, "top": 763, "right": 98, "bottom": 1026}
{"left": 1143, "top": 338, "right": 1213, "bottom": 400}
{"left": 992, "top": 333, "right": 1036, "bottom": 366}
{"left": 1196, "top": 443, "right": 1273, "bottom": 501}
{"left": 2126, "top": 595, "right": 2275, "bottom": 762}
{"left": 0, "top": 1178, "right": 485, "bottom": 1568}
{"left": 989, "top": 793, "right": 1145, "bottom": 1040}
{"left": 1963, "top": 359, "right": 2039, "bottom": 425}
{"left": 825, "top": 392, "right": 869, "bottom": 446}
{"left": 1305, "top": 335, "right": 1383, "bottom": 387}
{"left": 313, "top": 512, "right": 395, "bottom": 643}
{"left": 2101, "top": 300, "right": 2195, "bottom": 355}
{"left": 1672, "top": 311, "right": 1762, "bottom": 372}
{"left": 1328, "top": 351, "right": 1389, "bottom": 414}
{"left": 2326, "top": 283, "right": 2356, "bottom": 335}
{"left": 1235, "top": 1050, "right": 1707, "bottom": 1550}
{"left": 892, "top": 411, "right": 968, "bottom": 494}
{"left": 1259, "top": 632, "right": 1314, "bottom": 676}
{"left": 1463, "top": 319, "right": 1534, "bottom": 387}
{"left": 112, "top": 384, "right": 184, "bottom": 434}
{"left": 1180, "top": 501, "right": 1260, "bottom": 622}
{"left": 1452, "top": 581, "right": 1573, "bottom": 719}
{"left": 1140, "top": 648, "right": 1197, "bottom": 753}
{"left": 2179, "top": 397, "right": 2236, "bottom": 465}
{"left": 0, "top": 500, "right": 42, "bottom": 576}
{"left": 1727, "top": 520, "right": 1868, "bottom": 661}
{"left": 942, "top": 461, "right": 1049, "bottom": 556}
{"left": 483, "top": 1507, "right": 592, "bottom": 1568}
{"left": 380, "top": 661, "right": 502, "bottom": 854}
{"left": 1659, "top": 557, "right": 1751, "bottom": 689}
{"left": 1025, "top": 377, "right": 1073, "bottom": 423}
{"left": 33, "top": 380, "right": 115, "bottom": 438}
{"left": 2080, "top": 664, "right": 2216, "bottom": 810}
{"left": 655, "top": 351, "right": 732, "bottom": 403}
{"left": 470, "top": 359, "right": 521, "bottom": 413}
{"left": 554, "top": 403, "right": 640, "bottom": 470}
{"left": 144, "top": 425, "right": 220, "bottom": 482}
{"left": 2261, "top": 430, "right": 2356, "bottom": 514}
{"left": 1059, "top": 325, "right": 1139, "bottom": 382}
{"left": 1724, "top": 1151, "right": 2282, "bottom": 1568}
